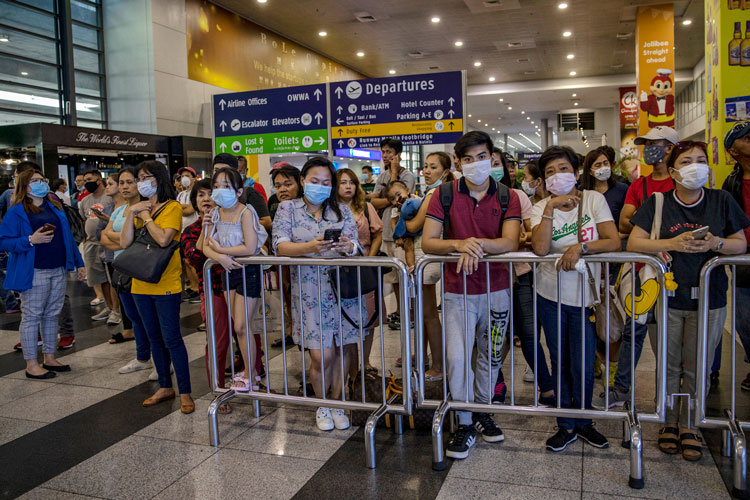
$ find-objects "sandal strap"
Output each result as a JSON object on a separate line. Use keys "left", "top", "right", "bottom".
{"left": 680, "top": 432, "right": 701, "bottom": 442}
{"left": 660, "top": 426, "right": 680, "bottom": 435}
{"left": 681, "top": 443, "right": 703, "bottom": 453}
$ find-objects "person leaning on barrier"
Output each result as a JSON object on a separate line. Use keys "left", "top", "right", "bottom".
{"left": 272, "top": 156, "right": 364, "bottom": 432}
{"left": 722, "top": 121, "right": 750, "bottom": 391}
{"left": 530, "top": 145, "right": 621, "bottom": 453}
{"left": 627, "top": 140, "right": 749, "bottom": 461}
{"left": 422, "top": 130, "right": 522, "bottom": 460}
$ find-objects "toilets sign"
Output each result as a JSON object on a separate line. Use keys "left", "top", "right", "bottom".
{"left": 330, "top": 71, "right": 465, "bottom": 148}
{"left": 213, "top": 84, "right": 328, "bottom": 155}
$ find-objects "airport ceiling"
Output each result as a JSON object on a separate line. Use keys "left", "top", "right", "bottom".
{"left": 217, "top": 0, "right": 705, "bottom": 145}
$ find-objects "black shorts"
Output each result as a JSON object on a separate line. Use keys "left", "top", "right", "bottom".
{"left": 224, "top": 266, "right": 261, "bottom": 298}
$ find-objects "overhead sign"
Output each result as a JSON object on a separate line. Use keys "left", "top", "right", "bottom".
{"left": 330, "top": 71, "right": 464, "bottom": 149}
{"left": 213, "top": 84, "right": 328, "bottom": 155}
{"left": 334, "top": 148, "right": 382, "bottom": 161}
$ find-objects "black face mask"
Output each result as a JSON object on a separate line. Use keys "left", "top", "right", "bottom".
{"left": 84, "top": 181, "right": 99, "bottom": 193}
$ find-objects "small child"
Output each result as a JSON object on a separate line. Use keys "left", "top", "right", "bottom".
{"left": 199, "top": 167, "right": 267, "bottom": 392}
{"left": 387, "top": 180, "right": 421, "bottom": 271}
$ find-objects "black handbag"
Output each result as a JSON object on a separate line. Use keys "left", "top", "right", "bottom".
{"left": 112, "top": 202, "right": 180, "bottom": 284}
{"left": 327, "top": 263, "right": 380, "bottom": 329}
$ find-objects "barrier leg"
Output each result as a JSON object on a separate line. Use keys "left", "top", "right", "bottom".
{"left": 626, "top": 406, "right": 644, "bottom": 489}
{"left": 723, "top": 428, "right": 733, "bottom": 458}
{"left": 208, "top": 390, "right": 237, "bottom": 447}
{"left": 365, "top": 403, "right": 388, "bottom": 469}
{"left": 621, "top": 420, "right": 631, "bottom": 449}
{"left": 432, "top": 401, "right": 450, "bottom": 471}
{"left": 252, "top": 399, "right": 261, "bottom": 419}
{"left": 394, "top": 415, "right": 404, "bottom": 435}
{"left": 728, "top": 414, "right": 749, "bottom": 499}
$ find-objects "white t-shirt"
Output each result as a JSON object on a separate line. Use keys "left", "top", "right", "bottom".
{"left": 177, "top": 189, "right": 198, "bottom": 230}
{"left": 513, "top": 188, "right": 534, "bottom": 276}
{"left": 530, "top": 190, "right": 614, "bottom": 307}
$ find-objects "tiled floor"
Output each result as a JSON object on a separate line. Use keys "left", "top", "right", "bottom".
{"left": 0, "top": 279, "right": 742, "bottom": 499}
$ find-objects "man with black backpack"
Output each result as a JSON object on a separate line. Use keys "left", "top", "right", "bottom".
{"left": 422, "top": 131, "right": 521, "bottom": 460}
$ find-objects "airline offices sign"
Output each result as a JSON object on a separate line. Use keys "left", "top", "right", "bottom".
{"left": 330, "top": 71, "right": 465, "bottom": 149}
{"left": 213, "top": 84, "right": 328, "bottom": 155}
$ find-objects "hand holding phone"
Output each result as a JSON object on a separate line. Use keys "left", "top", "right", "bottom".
{"left": 41, "top": 223, "right": 56, "bottom": 233}
{"left": 323, "top": 229, "right": 342, "bottom": 242}
{"left": 691, "top": 226, "right": 710, "bottom": 240}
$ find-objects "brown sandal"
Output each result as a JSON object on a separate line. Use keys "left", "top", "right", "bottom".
{"left": 658, "top": 426, "right": 680, "bottom": 454}
{"left": 680, "top": 432, "right": 703, "bottom": 461}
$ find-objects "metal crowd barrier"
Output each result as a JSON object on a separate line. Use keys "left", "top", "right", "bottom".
{"left": 203, "top": 255, "right": 412, "bottom": 469}
{"left": 413, "top": 252, "right": 669, "bottom": 489}
{"left": 696, "top": 255, "right": 750, "bottom": 500}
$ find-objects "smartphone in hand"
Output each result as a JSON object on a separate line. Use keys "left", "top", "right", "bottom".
{"left": 41, "top": 223, "right": 56, "bottom": 233}
{"left": 691, "top": 226, "right": 710, "bottom": 240}
{"left": 323, "top": 229, "right": 342, "bottom": 242}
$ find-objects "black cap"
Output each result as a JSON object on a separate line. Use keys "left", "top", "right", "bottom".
{"left": 213, "top": 153, "right": 238, "bottom": 169}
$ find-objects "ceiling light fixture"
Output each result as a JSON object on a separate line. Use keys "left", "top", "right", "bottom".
{"left": 431, "top": 16, "right": 440, "bottom": 23}
{"left": 474, "top": 61, "right": 482, "bottom": 67}
{"left": 257, "top": 0, "right": 267, "bottom": 3}
{"left": 0, "top": 35, "right": 8, "bottom": 42}
{"left": 558, "top": 2, "right": 568, "bottom": 8}
{"left": 20, "top": 71, "right": 28, "bottom": 76}
{"left": 521, "top": 111, "right": 525, "bottom": 114}
{"left": 567, "top": 54, "right": 575, "bottom": 59}
{"left": 498, "top": 98, "right": 504, "bottom": 102}
{"left": 574, "top": 102, "right": 579, "bottom": 106}
{"left": 569, "top": 71, "right": 577, "bottom": 76}
{"left": 508, "top": 106, "right": 512, "bottom": 110}
{"left": 572, "top": 93, "right": 577, "bottom": 97}
{"left": 682, "top": 19, "right": 692, "bottom": 26}
{"left": 468, "top": 114, "right": 472, "bottom": 117}
{"left": 526, "top": 116, "right": 530, "bottom": 120}
{"left": 562, "top": 31, "right": 572, "bottom": 37}
{"left": 488, "top": 76, "right": 495, "bottom": 82}
{"left": 388, "top": 69, "right": 396, "bottom": 74}
{"left": 356, "top": 51, "right": 365, "bottom": 57}
{"left": 318, "top": 31, "right": 327, "bottom": 37}
{"left": 454, "top": 40, "right": 463, "bottom": 47}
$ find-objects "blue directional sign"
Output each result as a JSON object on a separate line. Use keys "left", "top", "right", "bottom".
{"left": 329, "top": 71, "right": 464, "bottom": 149}
{"left": 213, "top": 84, "right": 328, "bottom": 155}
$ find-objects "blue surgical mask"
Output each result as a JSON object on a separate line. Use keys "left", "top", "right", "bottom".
{"left": 244, "top": 177, "right": 255, "bottom": 188}
{"left": 211, "top": 188, "right": 238, "bottom": 208}
{"left": 137, "top": 180, "right": 157, "bottom": 198}
{"left": 304, "top": 183, "right": 331, "bottom": 205}
{"left": 489, "top": 167, "right": 505, "bottom": 183}
{"left": 425, "top": 178, "right": 442, "bottom": 191}
{"left": 29, "top": 181, "right": 50, "bottom": 198}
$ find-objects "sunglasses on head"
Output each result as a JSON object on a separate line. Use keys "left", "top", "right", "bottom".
{"left": 675, "top": 141, "right": 707, "bottom": 151}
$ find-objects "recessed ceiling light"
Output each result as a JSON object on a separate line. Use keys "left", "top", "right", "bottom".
{"left": 569, "top": 71, "right": 577, "bottom": 76}
{"left": 318, "top": 31, "right": 327, "bottom": 37}
{"left": 567, "top": 54, "right": 575, "bottom": 59}
{"left": 468, "top": 114, "right": 472, "bottom": 117}
{"left": 498, "top": 98, "right": 504, "bottom": 102}
{"left": 558, "top": 2, "right": 568, "bottom": 8}
{"left": 531, "top": 121, "right": 535, "bottom": 124}
{"left": 0, "top": 35, "right": 8, "bottom": 42}
{"left": 474, "top": 61, "right": 482, "bottom": 67}
{"left": 563, "top": 31, "right": 572, "bottom": 37}
{"left": 388, "top": 69, "right": 396, "bottom": 74}
{"left": 492, "top": 128, "right": 496, "bottom": 131}
{"left": 20, "top": 71, "right": 28, "bottom": 76}
{"left": 682, "top": 19, "right": 692, "bottom": 25}
{"left": 572, "top": 93, "right": 577, "bottom": 97}
{"left": 508, "top": 106, "right": 512, "bottom": 110}
{"left": 488, "top": 76, "right": 495, "bottom": 82}
{"left": 454, "top": 40, "right": 463, "bottom": 47}
{"left": 356, "top": 51, "right": 365, "bottom": 57}
{"left": 431, "top": 16, "right": 440, "bottom": 23}
{"left": 574, "top": 102, "right": 579, "bottom": 106}
{"left": 257, "top": 0, "right": 267, "bottom": 3}
{"left": 526, "top": 116, "right": 530, "bottom": 120}
{"left": 521, "top": 111, "right": 525, "bottom": 114}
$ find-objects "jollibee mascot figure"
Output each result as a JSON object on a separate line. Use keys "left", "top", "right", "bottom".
{"left": 639, "top": 69, "right": 675, "bottom": 128}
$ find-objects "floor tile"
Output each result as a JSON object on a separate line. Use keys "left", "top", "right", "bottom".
{"left": 445, "top": 428, "right": 583, "bottom": 491}
{"left": 436, "top": 477, "right": 581, "bottom": 500}
{"left": 0, "top": 416, "right": 45, "bottom": 446}
{"left": 43, "top": 435, "right": 216, "bottom": 500}
{"left": 0, "top": 384, "right": 120, "bottom": 423}
{"left": 17, "top": 487, "right": 104, "bottom": 499}
{"left": 153, "top": 447, "right": 322, "bottom": 500}
{"left": 224, "top": 407, "right": 356, "bottom": 461}
{"left": 64, "top": 360, "right": 155, "bottom": 391}
{"left": 5, "top": 355, "right": 119, "bottom": 383}
{"left": 0, "top": 377, "right": 53, "bottom": 405}
{"left": 136, "top": 398, "right": 269, "bottom": 446}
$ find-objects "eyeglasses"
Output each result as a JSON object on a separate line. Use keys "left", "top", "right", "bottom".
{"left": 30, "top": 178, "right": 49, "bottom": 185}
{"left": 136, "top": 174, "right": 154, "bottom": 182}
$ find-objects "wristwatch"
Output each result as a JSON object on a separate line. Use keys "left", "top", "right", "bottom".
{"left": 580, "top": 242, "right": 589, "bottom": 254}
{"left": 717, "top": 238, "right": 724, "bottom": 251}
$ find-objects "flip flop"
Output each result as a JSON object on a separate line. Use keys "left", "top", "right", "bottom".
{"left": 109, "top": 333, "right": 135, "bottom": 344}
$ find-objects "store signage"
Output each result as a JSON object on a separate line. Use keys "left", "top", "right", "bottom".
{"left": 618, "top": 86, "right": 639, "bottom": 158}
{"left": 517, "top": 152, "right": 542, "bottom": 162}
{"left": 635, "top": 5, "right": 675, "bottom": 133}
{"left": 213, "top": 84, "right": 328, "bottom": 155}
{"left": 330, "top": 71, "right": 464, "bottom": 148}
{"left": 334, "top": 148, "right": 382, "bottom": 160}
{"left": 44, "top": 124, "right": 167, "bottom": 152}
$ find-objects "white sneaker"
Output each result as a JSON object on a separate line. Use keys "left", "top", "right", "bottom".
{"left": 316, "top": 407, "right": 334, "bottom": 431}
{"left": 106, "top": 310, "right": 121, "bottom": 325}
{"left": 331, "top": 408, "right": 350, "bottom": 430}
{"left": 119, "top": 359, "right": 151, "bottom": 374}
{"left": 523, "top": 365, "right": 535, "bottom": 383}
{"left": 148, "top": 365, "right": 174, "bottom": 381}
{"left": 91, "top": 308, "right": 111, "bottom": 321}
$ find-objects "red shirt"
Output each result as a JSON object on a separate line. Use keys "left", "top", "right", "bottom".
{"left": 743, "top": 179, "right": 750, "bottom": 244}
{"left": 77, "top": 189, "right": 90, "bottom": 202}
{"left": 623, "top": 174, "right": 674, "bottom": 210}
{"left": 425, "top": 179, "right": 521, "bottom": 295}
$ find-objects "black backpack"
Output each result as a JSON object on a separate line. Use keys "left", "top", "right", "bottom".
{"left": 438, "top": 179, "right": 510, "bottom": 236}
{"left": 63, "top": 204, "right": 85, "bottom": 245}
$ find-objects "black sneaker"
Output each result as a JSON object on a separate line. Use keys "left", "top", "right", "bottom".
{"left": 546, "top": 428, "right": 577, "bottom": 452}
{"left": 446, "top": 424, "right": 477, "bottom": 459}
{"left": 472, "top": 413, "right": 505, "bottom": 443}
{"left": 538, "top": 393, "right": 556, "bottom": 407}
{"left": 576, "top": 424, "right": 609, "bottom": 448}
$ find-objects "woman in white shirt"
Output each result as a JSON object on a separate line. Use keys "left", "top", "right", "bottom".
{"left": 530, "top": 146, "right": 620, "bottom": 453}
{"left": 51, "top": 179, "right": 70, "bottom": 206}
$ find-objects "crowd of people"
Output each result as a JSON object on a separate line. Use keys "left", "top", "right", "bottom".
{"left": 1, "top": 120, "right": 750, "bottom": 464}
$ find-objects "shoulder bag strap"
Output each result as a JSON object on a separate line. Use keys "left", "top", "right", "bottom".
{"left": 578, "top": 191, "right": 600, "bottom": 305}
{"left": 650, "top": 192, "right": 663, "bottom": 240}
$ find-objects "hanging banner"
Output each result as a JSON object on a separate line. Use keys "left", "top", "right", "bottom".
{"left": 618, "top": 86, "right": 639, "bottom": 158}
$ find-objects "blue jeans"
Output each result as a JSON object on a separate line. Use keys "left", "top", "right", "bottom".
{"left": 119, "top": 288, "right": 151, "bottom": 362}
{"left": 538, "top": 295, "right": 596, "bottom": 431}
{"left": 514, "top": 273, "right": 554, "bottom": 392}
{"left": 613, "top": 313, "right": 653, "bottom": 394}
{"left": 132, "top": 293, "right": 191, "bottom": 394}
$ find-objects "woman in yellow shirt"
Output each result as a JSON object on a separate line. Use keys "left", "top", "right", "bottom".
{"left": 120, "top": 161, "right": 194, "bottom": 414}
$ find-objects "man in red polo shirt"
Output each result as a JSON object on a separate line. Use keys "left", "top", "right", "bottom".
{"left": 422, "top": 131, "right": 521, "bottom": 460}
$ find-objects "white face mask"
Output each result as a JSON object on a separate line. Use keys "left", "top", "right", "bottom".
{"left": 545, "top": 172, "right": 577, "bottom": 196}
{"left": 461, "top": 158, "right": 492, "bottom": 185}
{"left": 181, "top": 176, "right": 192, "bottom": 187}
{"left": 592, "top": 167, "right": 611, "bottom": 181}
{"left": 521, "top": 180, "right": 537, "bottom": 196}
{"left": 674, "top": 163, "right": 709, "bottom": 190}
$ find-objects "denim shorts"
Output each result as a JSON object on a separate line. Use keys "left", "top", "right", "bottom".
{"left": 224, "top": 265, "right": 261, "bottom": 298}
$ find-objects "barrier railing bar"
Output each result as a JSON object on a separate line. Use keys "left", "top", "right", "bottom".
{"left": 357, "top": 266, "right": 365, "bottom": 405}
{"left": 278, "top": 265, "right": 289, "bottom": 396}
{"left": 556, "top": 269, "right": 562, "bottom": 410}
{"left": 316, "top": 265, "right": 326, "bottom": 401}
{"left": 732, "top": 264, "right": 737, "bottom": 419}
{"left": 532, "top": 263, "right": 539, "bottom": 407}
{"left": 605, "top": 261, "right": 610, "bottom": 411}
{"left": 509, "top": 261, "right": 515, "bottom": 406}
{"left": 463, "top": 268, "right": 469, "bottom": 404}
{"left": 299, "top": 264, "right": 307, "bottom": 398}
{"left": 486, "top": 261, "right": 491, "bottom": 409}
{"left": 260, "top": 265, "right": 270, "bottom": 395}
{"left": 336, "top": 266, "right": 345, "bottom": 402}
{"left": 580, "top": 270, "right": 585, "bottom": 411}
{"left": 378, "top": 269, "right": 386, "bottom": 406}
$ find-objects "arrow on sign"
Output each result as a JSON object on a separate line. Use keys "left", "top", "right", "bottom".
{"left": 448, "top": 109, "right": 455, "bottom": 118}
{"left": 448, "top": 97, "right": 455, "bottom": 106}
{"left": 448, "top": 121, "right": 455, "bottom": 130}
{"left": 314, "top": 112, "right": 323, "bottom": 125}
{"left": 314, "top": 88, "right": 322, "bottom": 101}
{"left": 219, "top": 120, "right": 227, "bottom": 132}
{"left": 336, "top": 118, "right": 343, "bottom": 125}
{"left": 334, "top": 87, "right": 343, "bottom": 98}
{"left": 336, "top": 106, "right": 343, "bottom": 114}
{"left": 219, "top": 142, "right": 227, "bottom": 152}
{"left": 337, "top": 129, "right": 343, "bottom": 137}
{"left": 315, "top": 137, "right": 325, "bottom": 146}
{"left": 219, "top": 98, "right": 226, "bottom": 110}
{"left": 338, "top": 139, "right": 344, "bottom": 148}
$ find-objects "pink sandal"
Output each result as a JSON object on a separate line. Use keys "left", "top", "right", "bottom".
{"left": 231, "top": 375, "right": 251, "bottom": 392}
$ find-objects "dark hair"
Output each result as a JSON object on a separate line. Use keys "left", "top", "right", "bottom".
{"left": 666, "top": 141, "right": 708, "bottom": 171}
{"left": 387, "top": 180, "right": 408, "bottom": 194}
{"left": 213, "top": 153, "right": 238, "bottom": 169}
{"left": 15, "top": 161, "right": 42, "bottom": 175}
{"left": 425, "top": 151, "right": 455, "bottom": 182}
{"left": 108, "top": 172, "right": 121, "bottom": 184}
{"left": 50, "top": 178, "right": 66, "bottom": 192}
{"left": 538, "top": 146, "right": 579, "bottom": 179}
{"left": 137, "top": 160, "right": 175, "bottom": 203}
{"left": 271, "top": 165, "right": 303, "bottom": 197}
{"left": 335, "top": 168, "right": 366, "bottom": 213}
{"left": 362, "top": 165, "right": 372, "bottom": 173}
{"left": 213, "top": 167, "right": 244, "bottom": 193}
{"left": 119, "top": 166, "right": 139, "bottom": 181}
{"left": 173, "top": 173, "right": 181, "bottom": 183}
{"left": 82, "top": 167, "right": 102, "bottom": 178}
{"left": 523, "top": 160, "right": 542, "bottom": 180}
{"left": 492, "top": 147, "right": 506, "bottom": 167}
{"left": 190, "top": 178, "right": 213, "bottom": 213}
{"left": 490, "top": 147, "right": 512, "bottom": 187}
{"left": 237, "top": 156, "right": 247, "bottom": 166}
{"left": 576, "top": 154, "right": 585, "bottom": 169}
{"left": 454, "top": 131, "right": 494, "bottom": 159}
{"left": 601, "top": 145, "right": 616, "bottom": 164}
{"left": 380, "top": 138, "right": 403, "bottom": 154}
{"left": 300, "top": 156, "right": 342, "bottom": 222}
{"left": 581, "top": 147, "right": 615, "bottom": 190}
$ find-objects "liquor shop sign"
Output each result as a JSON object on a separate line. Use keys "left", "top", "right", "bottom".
{"left": 75, "top": 132, "right": 149, "bottom": 149}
